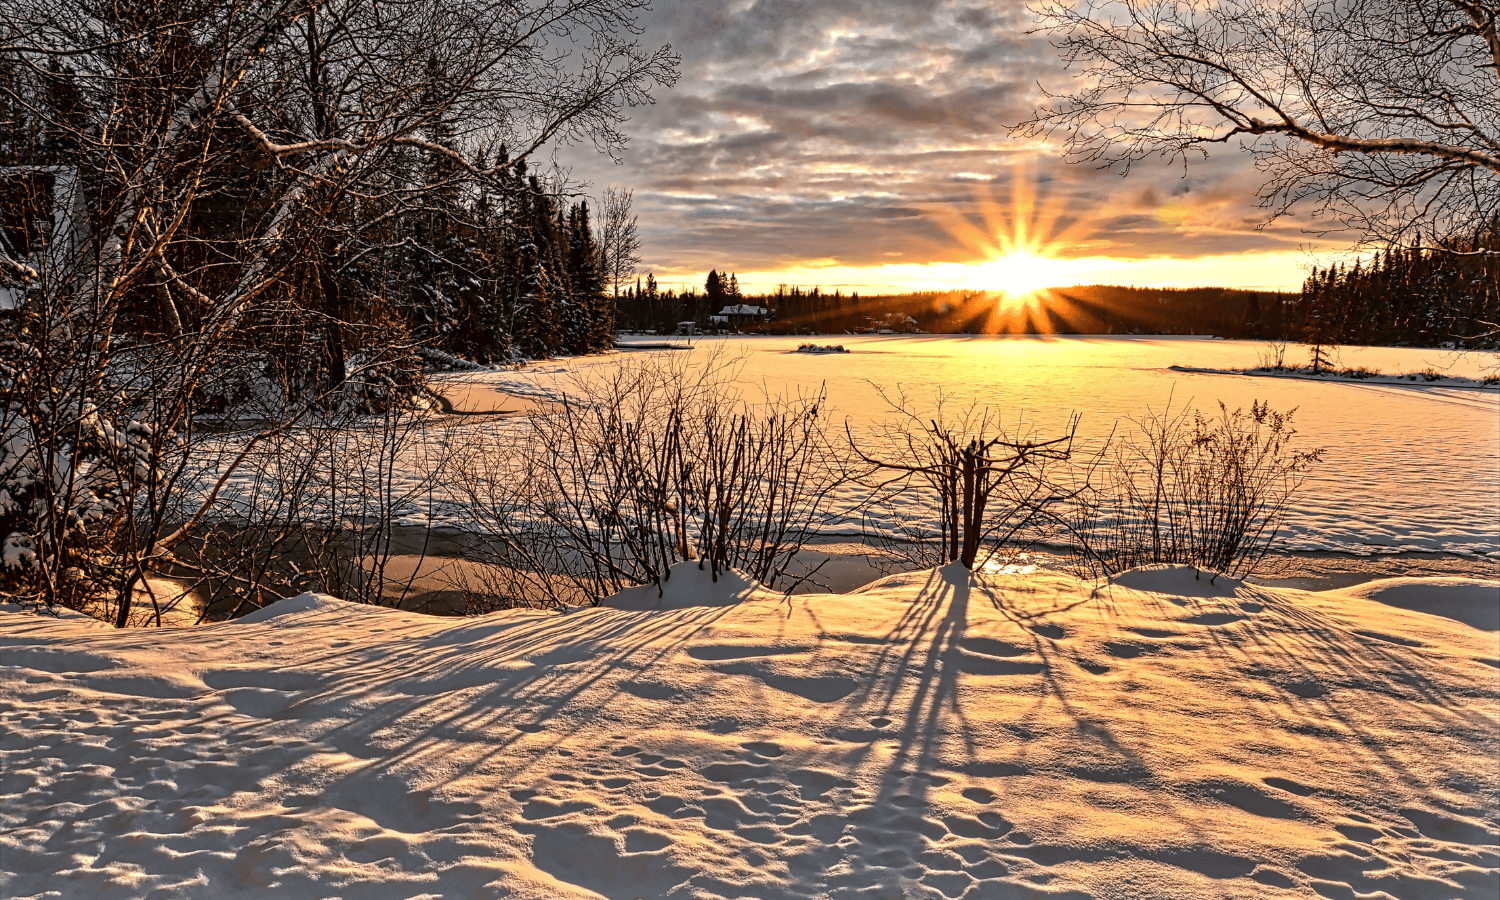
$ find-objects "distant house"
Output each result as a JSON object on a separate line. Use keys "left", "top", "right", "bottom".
{"left": 866, "top": 312, "right": 919, "bottom": 334}
{"left": 717, "top": 303, "right": 769, "bottom": 325}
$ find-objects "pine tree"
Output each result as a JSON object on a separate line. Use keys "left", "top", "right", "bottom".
{"left": 400, "top": 71, "right": 471, "bottom": 351}
{"left": 704, "top": 269, "right": 725, "bottom": 327}
{"left": 566, "top": 201, "right": 611, "bottom": 351}
{"left": 511, "top": 176, "right": 561, "bottom": 357}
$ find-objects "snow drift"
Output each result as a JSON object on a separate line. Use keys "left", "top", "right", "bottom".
{"left": 2, "top": 564, "right": 1497, "bottom": 899}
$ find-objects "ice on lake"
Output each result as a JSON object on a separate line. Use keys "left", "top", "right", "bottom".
{"left": 460, "top": 335, "right": 1499, "bottom": 558}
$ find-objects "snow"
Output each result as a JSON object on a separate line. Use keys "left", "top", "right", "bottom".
{"left": 1108, "top": 563, "right": 1245, "bottom": 595}
{"left": 1169, "top": 364, "right": 1498, "bottom": 391}
{"left": 1335, "top": 577, "right": 1500, "bottom": 631}
{"left": 604, "top": 563, "right": 767, "bottom": 610}
{"left": 233, "top": 591, "right": 355, "bottom": 624}
{"left": 439, "top": 336, "right": 1499, "bottom": 558}
{"left": 2, "top": 532, "right": 36, "bottom": 569}
{"left": 3, "top": 564, "right": 1497, "bottom": 899}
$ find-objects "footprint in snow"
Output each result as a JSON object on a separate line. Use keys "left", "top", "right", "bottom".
{"left": 1103, "top": 641, "right": 1149, "bottom": 659}
{"left": 959, "top": 636, "right": 1032, "bottom": 657}
{"left": 740, "top": 740, "right": 783, "bottom": 758}
{"left": 1183, "top": 612, "right": 1246, "bottom": 626}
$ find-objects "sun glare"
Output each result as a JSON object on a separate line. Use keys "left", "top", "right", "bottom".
{"left": 976, "top": 252, "right": 1069, "bottom": 299}
{"left": 931, "top": 165, "right": 1099, "bottom": 331}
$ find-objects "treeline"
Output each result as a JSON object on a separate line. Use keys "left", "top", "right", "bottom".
{"left": 614, "top": 278, "right": 1289, "bottom": 339}
{"left": 379, "top": 158, "right": 616, "bottom": 364}
{"left": 1292, "top": 231, "right": 1499, "bottom": 348}
{"left": 618, "top": 247, "right": 1497, "bottom": 348}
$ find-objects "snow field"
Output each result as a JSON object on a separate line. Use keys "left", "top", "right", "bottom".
{"left": 3, "top": 564, "right": 1497, "bottom": 899}
{"left": 434, "top": 336, "right": 1500, "bottom": 558}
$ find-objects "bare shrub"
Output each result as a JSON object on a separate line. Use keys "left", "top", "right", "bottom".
{"left": 686, "top": 386, "right": 845, "bottom": 585}
{"left": 0, "top": 292, "right": 334, "bottom": 625}
{"left": 453, "top": 352, "right": 849, "bottom": 607}
{"left": 1065, "top": 401, "right": 1322, "bottom": 579}
{"left": 142, "top": 402, "right": 451, "bottom": 622}
{"left": 1258, "top": 339, "right": 1290, "bottom": 370}
{"left": 851, "top": 388, "right": 1080, "bottom": 571}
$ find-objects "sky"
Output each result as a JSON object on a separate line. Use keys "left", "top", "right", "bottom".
{"left": 563, "top": 0, "right": 1342, "bottom": 295}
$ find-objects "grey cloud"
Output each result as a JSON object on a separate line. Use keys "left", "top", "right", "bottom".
{"left": 559, "top": 0, "right": 1312, "bottom": 285}
{"left": 690, "top": 81, "right": 1036, "bottom": 150}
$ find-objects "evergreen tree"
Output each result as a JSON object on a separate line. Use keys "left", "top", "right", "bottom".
{"left": 512, "top": 176, "right": 562, "bottom": 357}
{"left": 705, "top": 270, "right": 723, "bottom": 304}
{"left": 399, "top": 67, "right": 472, "bottom": 351}
{"left": 566, "top": 201, "right": 611, "bottom": 351}
{"left": 1295, "top": 226, "right": 1499, "bottom": 349}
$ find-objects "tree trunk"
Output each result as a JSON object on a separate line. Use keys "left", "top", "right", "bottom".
{"left": 960, "top": 443, "right": 979, "bottom": 568}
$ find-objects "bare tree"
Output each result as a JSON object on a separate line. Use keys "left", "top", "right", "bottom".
{"left": 0, "top": 0, "right": 677, "bottom": 624}
{"left": 1021, "top": 0, "right": 1500, "bottom": 249}
{"left": 599, "top": 185, "right": 642, "bottom": 298}
{"left": 850, "top": 388, "right": 1079, "bottom": 571}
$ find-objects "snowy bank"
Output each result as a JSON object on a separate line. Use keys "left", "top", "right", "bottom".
{"left": 2, "top": 564, "right": 1497, "bottom": 899}
{"left": 1168, "top": 363, "right": 1500, "bottom": 391}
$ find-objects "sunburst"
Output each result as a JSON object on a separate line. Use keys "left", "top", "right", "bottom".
{"left": 932, "top": 166, "right": 1097, "bottom": 332}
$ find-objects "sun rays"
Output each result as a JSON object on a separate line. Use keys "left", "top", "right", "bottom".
{"left": 931, "top": 167, "right": 1100, "bottom": 332}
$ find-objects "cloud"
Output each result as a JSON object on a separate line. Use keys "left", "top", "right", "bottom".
{"left": 559, "top": 0, "right": 1334, "bottom": 290}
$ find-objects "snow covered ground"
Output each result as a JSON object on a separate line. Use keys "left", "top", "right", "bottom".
{"left": 3, "top": 564, "right": 1496, "bottom": 899}
{"left": 1167, "top": 364, "right": 1498, "bottom": 392}
{"left": 429, "top": 335, "right": 1500, "bottom": 558}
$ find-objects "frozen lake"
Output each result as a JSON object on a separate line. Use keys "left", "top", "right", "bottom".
{"left": 484, "top": 335, "right": 1499, "bottom": 558}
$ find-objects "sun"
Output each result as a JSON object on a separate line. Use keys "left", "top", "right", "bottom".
{"left": 930, "top": 165, "right": 1099, "bottom": 329}
{"left": 973, "top": 252, "right": 1071, "bottom": 300}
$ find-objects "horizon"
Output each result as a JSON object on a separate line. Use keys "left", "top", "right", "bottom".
{"left": 626, "top": 276, "right": 1298, "bottom": 299}
{"left": 641, "top": 264, "right": 1307, "bottom": 298}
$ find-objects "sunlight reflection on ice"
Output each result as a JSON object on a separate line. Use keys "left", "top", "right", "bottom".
{"left": 984, "top": 562, "right": 1037, "bottom": 575}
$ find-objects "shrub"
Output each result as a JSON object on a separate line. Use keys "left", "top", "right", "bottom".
{"left": 1065, "top": 401, "right": 1321, "bottom": 579}
{"left": 453, "top": 351, "right": 849, "bottom": 607}
{"left": 851, "top": 388, "right": 1079, "bottom": 572}
{"left": 1257, "top": 340, "right": 1290, "bottom": 370}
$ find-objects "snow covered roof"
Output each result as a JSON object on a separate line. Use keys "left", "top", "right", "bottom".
{"left": 718, "top": 303, "right": 768, "bottom": 316}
